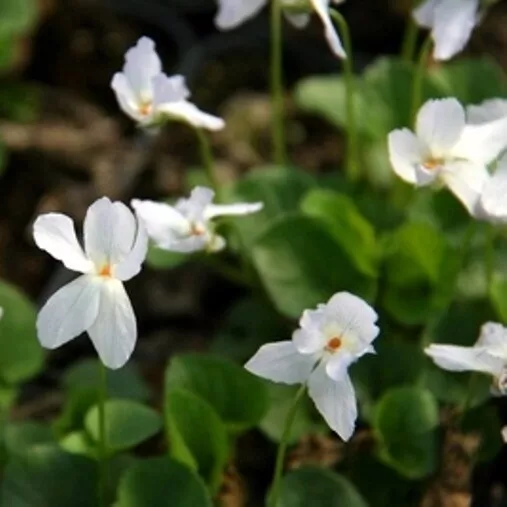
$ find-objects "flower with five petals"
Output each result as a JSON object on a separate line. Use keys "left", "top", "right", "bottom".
{"left": 132, "top": 186, "right": 263, "bottom": 253}
{"left": 245, "top": 292, "right": 379, "bottom": 440}
{"left": 33, "top": 197, "right": 148, "bottom": 369}
{"left": 111, "top": 37, "right": 224, "bottom": 130}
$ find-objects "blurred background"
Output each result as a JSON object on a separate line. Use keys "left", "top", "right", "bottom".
{"left": 3, "top": 0, "right": 507, "bottom": 504}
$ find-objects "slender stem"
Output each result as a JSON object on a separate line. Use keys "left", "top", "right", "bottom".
{"left": 270, "top": 0, "right": 287, "bottom": 166}
{"left": 410, "top": 35, "right": 433, "bottom": 125}
{"left": 268, "top": 384, "right": 306, "bottom": 507}
{"left": 401, "top": 9, "right": 418, "bottom": 63}
{"left": 98, "top": 363, "right": 108, "bottom": 507}
{"left": 195, "top": 128, "right": 220, "bottom": 198}
{"left": 485, "top": 224, "right": 495, "bottom": 292}
{"left": 329, "top": 9, "right": 359, "bottom": 182}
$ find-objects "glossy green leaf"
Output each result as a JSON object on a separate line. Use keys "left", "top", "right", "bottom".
{"left": 1, "top": 445, "right": 97, "bottom": 507}
{"left": 279, "top": 467, "right": 368, "bottom": 507}
{"left": 59, "top": 431, "right": 96, "bottom": 459}
{"left": 56, "top": 359, "right": 150, "bottom": 434}
{"left": 382, "top": 221, "right": 460, "bottom": 325}
{"left": 252, "top": 214, "right": 376, "bottom": 318}
{"left": 117, "top": 457, "right": 212, "bottom": 507}
{"left": 0, "top": 280, "right": 44, "bottom": 384}
{"left": 301, "top": 188, "right": 378, "bottom": 276}
{"left": 164, "top": 388, "right": 228, "bottom": 491}
{"left": 85, "top": 399, "right": 162, "bottom": 453}
{"left": 166, "top": 354, "right": 269, "bottom": 430}
{"left": 373, "top": 387, "right": 439, "bottom": 479}
{"left": 226, "top": 165, "right": 315, "bottom": 246}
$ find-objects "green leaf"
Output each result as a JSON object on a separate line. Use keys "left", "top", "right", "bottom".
{"left": 1, "top": 445, "right": 97, "bottom": 507}
{"left": 0, "top": 280, "right": 44, "bottom": 384}
{"left": 382, "top": 221, "right": 459, "bottom": 325}
{"left": 211, "top": 297, "right": 286, "bottom": 363}
{"left": 260, "top": 384, "right": 319, "bottom": 443}
{"left": 351, "top": 340, "right": 425, "bottom": 422}
{"left": 301, "top": 189, "right": 378, "bottom": 276}
{"left": 252, "top": 214, "right": 377, "bottom": 318}
{"left": 146, "top": 245, "right": 187, "bottom": 270}
{"left": 279, "top": 467, "right": 368, "bottom": 507}
{"left": 226, "top": 165, "right": 315, "bottom": 246}
{"left": 56, "top": 359, "right": 150, "bottom": 435}
{"left": 166, "top": 354, "right": 269, "bottom": 431}
{"left": 164, "top": 388, "right": 228, "bottom": 491}
{"left": 117, "top": 457, "right": 212, "bottom": 507}
{"left": 373, "top": 387, "right": 439, "bottom": 479}
{"left": 4, "top": 422, "right": 55, "bottom": 458}
{"left": 85, "top": 399, "right": 162, "bottom": 453}
{"left": 429, "top": 58, "right": 507, "bottom": 104}
{"left": 490, "top": 275, "right": 507, "bottom": 322}
{"left": 59, "top": 431, "right": 96, "bottom": 459}
{"left": 0, "top": 0, "right": 36, "bottom": 38}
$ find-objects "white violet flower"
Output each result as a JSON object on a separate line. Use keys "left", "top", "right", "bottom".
{"left": 132, "top": 186, "right": 263, "bottom": 253}
{"left": 425, "top": 322, "right": 507, "bottom": 395}
{"left": 388, "top": 98, "right": 507, "bottom": 216}
{"left": 479, "top": 152, "right": 507, "bottom": 222}
{"left": 111, "top": 37, "right": 224, "bottom": 130}
{"left": 413, "top": 0, "right": 480, "bottom": 61}
{"left": 245, "top": 292, "right": 379, "bottom": 440}
{"left": 215, "top": 0, "right": 347, "bottom": 59}
{"left": 33, "top": 197, "right": 148, "bottom": 369}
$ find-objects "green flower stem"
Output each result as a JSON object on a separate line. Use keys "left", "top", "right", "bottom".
{"left": 195, "top": 128, "right": 220, "bottom": 199}
{"left": 410, "top": 35, "right": 433, "bottom": 125}
{"left": 268, "top": 384, "right": 306, "bottom": 507}
{"left": 485, "top": 224, "right": 495, "bottom": 291}
{"left": 98, "top": 363, "right": 108, "bottom": 507}
{"left": 329, "top": 9, "right": 359, "bottom": 182}
{"left": 401, "top": 8, "right": 418, "bottom": 63}
{"left": 270, "top": 0, "right": 287, "bottom": 166}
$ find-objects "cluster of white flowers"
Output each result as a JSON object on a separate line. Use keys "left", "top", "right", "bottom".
{"left": 29, "top": 0, "right": 507, "bottom": 446}
{"left": 388, "top": 97, "right": 507, "bottom": 219}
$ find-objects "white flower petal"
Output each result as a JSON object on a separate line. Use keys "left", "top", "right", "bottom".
{"left": 87, "top": 279, "right": 136, "bottom": 369}
{"left": 215, "top": 0, "right": 267, "bottom": 29}
{"left": 245, "top": 341, "right": 316, "bottom": 384}
{"left": 36, "top": 275, "right": 100, "bottom": 349}
{"left": 413, "top": 0, "right": 438, "bottom": 28}
{"left": 114, "top": 218, "right": 148, "bottom": 282}
{"left": 152, "top": 73, "right": 190, "bottom": 106}
{"left": 387, "top": 128, "right": 426, "bottom": 184}
{"left": 440, "top": 160, "right": 488, "bottom": 215}
{"left": 293, "top": 307, "right": 328, "bottom": 354}
{"left": 325, "top": 351, "right": 356, "bottom": 381}
{"left": 284, "top": 12, "right": 311, "bottom": 28}
{"left": 176, "top": 187, "right": 215, "bottom": 223}
{"left": 425, "top": 343, "right": 504, "bottom": 376}
{"left": 308, "top": 363, "right": 357, "bottom": 440}
{"left": 310, "top": 0, "right": 347, "bottom": 59}
{"left": 131, "top": 199, "right": 191, "bottom": 247}
{"left": 324, "top": 292, "right": 379, "bottom": 347}
{"left": 33, "top": 213, "right": 92, "bottom": 273}
{"left": 123, "top": 37, "right": 161, "bottom": 101}
{"left": 476, "top": 322, "right": 507, "bottom": 351}
{"left": 452, "top": 115, "right": 507, "bottom": 165}
{"left": 204, "top": 202, "right": 263, "bottom": 220}
{"left": 467, "top": 99, "right": 507, "bottom": 124}
{"left": 416, "top": 99, "right": 465, "bottom": 156}
{"left": 158, "top": 101, "right": 225, "bottom": 131}
{"left": 432, "top": 0, "right": 479, "bottom": 61}
{"left": 84, "top": 197, "right": 138, "bottom": 268}
{"left": 480, "top": 154, "right": 507, "bottom": 220}
{"left": 111, "top": 73, "right": 144, "bottom": 123}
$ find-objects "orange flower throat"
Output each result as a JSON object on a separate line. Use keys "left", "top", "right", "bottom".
{"left": 326, "top": 336, "right": 342, "bottom": 352}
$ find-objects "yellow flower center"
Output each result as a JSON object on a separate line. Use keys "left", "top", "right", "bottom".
{"left": 99, "top": 264, "right": 112, "bottom": 278}
{"left": 422, "top": 157, "right": 444, "bottom": 170}
{"left": 325, "top": 336, "right": 342, "bottom": 353}
{"left": 138, "top": 101, "right": 152, "bottom": 117}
